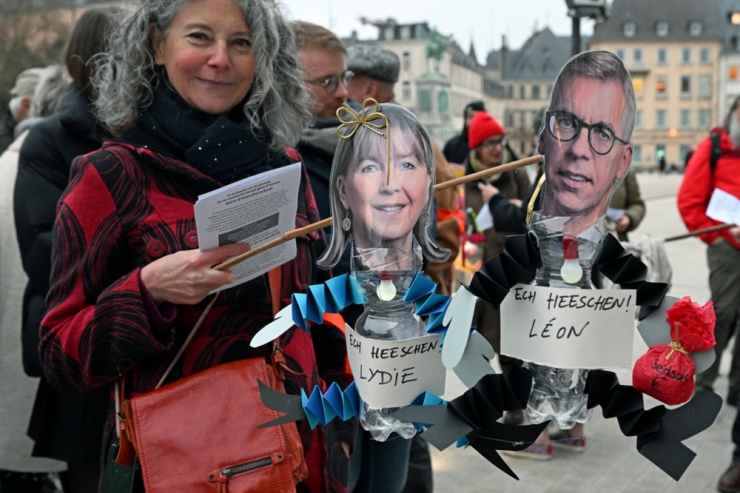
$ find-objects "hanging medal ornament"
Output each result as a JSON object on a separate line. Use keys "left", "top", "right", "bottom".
{"left": 560, "top": 234, "right": 583, "bottom": 284}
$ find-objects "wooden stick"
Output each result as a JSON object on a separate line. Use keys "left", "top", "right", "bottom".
{"left": 214, "top": 154, "right": 542, "bottom": 271}
{"left": 664, "top": 223, "right": 736, "bottom": 243}
{"left": 433, "top": 155, "right": 541, "bottom": 191}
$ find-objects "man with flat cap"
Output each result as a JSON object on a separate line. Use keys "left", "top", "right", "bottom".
{"left": 346, "top": 44, "right": 399, "bottom": 104}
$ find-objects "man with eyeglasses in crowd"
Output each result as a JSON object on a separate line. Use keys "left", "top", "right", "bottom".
{"left": 463, "top": 111, "right": 530, "bottom": 382}
{"left": 294, "top": 21, "right": 355, "bottom": 224}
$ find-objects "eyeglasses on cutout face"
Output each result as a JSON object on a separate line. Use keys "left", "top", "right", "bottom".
{"left": 546, "top": 110, "right": 629, "bottom": 156}
{"left": 304, "top": 70, "right": 355, "bottom": 95}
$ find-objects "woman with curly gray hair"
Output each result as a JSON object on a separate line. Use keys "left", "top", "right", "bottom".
{"left": 39, "top": 0, "right": 354, "bottom": 491}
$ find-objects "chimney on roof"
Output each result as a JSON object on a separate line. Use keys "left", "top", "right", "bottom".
{"left": 500, "top": 35, "right": 507, "bottom": 79}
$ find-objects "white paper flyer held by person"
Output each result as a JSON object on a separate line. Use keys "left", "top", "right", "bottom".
{"left": 194, "top": 162, "right": 302, "bottom": 292}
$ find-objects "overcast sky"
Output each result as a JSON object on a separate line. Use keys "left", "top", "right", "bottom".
{"left": 279, "top": 0, "right": 596, "bottom": 64}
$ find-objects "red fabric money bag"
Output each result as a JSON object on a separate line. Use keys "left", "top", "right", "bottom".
{"left": 633, "top": 297, "right": 716, "bottom": 406}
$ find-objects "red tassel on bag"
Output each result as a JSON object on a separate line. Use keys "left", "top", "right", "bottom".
{"left": 633, "top": 297, "right": 716, "bottom": 406}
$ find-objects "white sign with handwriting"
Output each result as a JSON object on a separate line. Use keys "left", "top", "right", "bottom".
{"left": 500, "top": 284, "right": 636, "bottom": 369}
{"left": 345, "top": 325, "right": 445, "bottom": 408}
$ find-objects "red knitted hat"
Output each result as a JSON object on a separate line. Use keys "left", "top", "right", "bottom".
{"left": 468, "top": 111, "right": 506, "bottom": 149}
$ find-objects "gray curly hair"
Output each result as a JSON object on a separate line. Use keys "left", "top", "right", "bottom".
{"left": 92, "top": 0, "right": 311, "bottom": 150}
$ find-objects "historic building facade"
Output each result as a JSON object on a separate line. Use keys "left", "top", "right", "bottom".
{"left": 589, "top": 0, "right": 723, "bottom": 169}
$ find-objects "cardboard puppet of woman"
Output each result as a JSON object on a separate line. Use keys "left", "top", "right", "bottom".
{"left": 253, "top": 99, "right": 450, "bottom": 440}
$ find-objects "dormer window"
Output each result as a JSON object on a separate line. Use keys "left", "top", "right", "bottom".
{"left": 689, "top": 21, "right": 702, "bottom": 36}
{"left": 656, "top": 21, "right": 669, "bottom": 37}
{"left": 623, "top": 22, "right": 636, "bottom": 37}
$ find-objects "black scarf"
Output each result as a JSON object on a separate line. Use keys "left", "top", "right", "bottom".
{"left": 134, "top": 85, "right": 289, "bottom": 184}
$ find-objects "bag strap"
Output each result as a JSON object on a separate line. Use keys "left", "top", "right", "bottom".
{"left": 268, "top": 266, "right": 282, "bottom": 318}
{"left": 154, "top": 293, "right": 220, "bottom": 389}
{"left": 710, "top": 131, "right": 722, "bottom": 174}
{"left": 155, "top": 267, "right": 282, "bottom": 388}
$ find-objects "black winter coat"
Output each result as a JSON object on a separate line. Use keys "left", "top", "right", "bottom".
{"left": 13, "top": 84, "right": 111, "bottom": 463}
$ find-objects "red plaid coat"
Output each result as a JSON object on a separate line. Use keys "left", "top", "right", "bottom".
{"left": 40, "top": 141, "right": 354, "bottom": 493}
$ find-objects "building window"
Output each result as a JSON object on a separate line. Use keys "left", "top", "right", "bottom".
{"left": 680, "top": 145, "right": 691, "bottom": 166}
{"left": 505, "top": 111, "right": 514, "bottom": 127}
{"left": 689, "top": 21, "right": 702, "bottom": 37}
{"left": 633, "top": 48, "right": 643, "bottom": 63}
{"left": 438, "top": 91, "right": 449, "bottom": 112}
{"left": 402, "top": 81, "right": 411, "bottom": 100}
{"left": 633, "top": 145, "right": 642, "bottom": 163}
{"left": 402, "top": 52, "right": 411, "bottom": 71}
{"left": 680, "top": 109, "right": 691, "bottom": 128}
{"left": 616, "top": 48, "right": 625, "bottom": 60}
{"left": 656, "top": 110, "right": 667, "bottom": 129}
{"left": 532, "top": 85, "right": 541, "bottom": 100}
{"left": 624, "top": 22, "right": 636, "bottom": 37}
{"left": 518, "top": 111, "right": 526, "bottom": 130}
{"left": 519, "top": 85, "right": 526, "bottom": 100}
{"left": 419, "top": 90, "right": 432, "bottom": 112}
{"left": 699, "top": 109, "right": 710, "bottom": 128}
{"left": 700, "top": 47, "right": 711, "bottom": 63}
{"left": 681, "top": 76, "right": 691, "bottom": 97}
{"left": 635, "top": 110, "right": 643, "bottom": 129}
{"left": 682, "top": 47, "right": 692, "bottom": 63}
{"left": 656, "top": 78, "right": 667, "bottom": 97}
{"left": 656, "top": 144, "right": 666, "bottom": 162}
{"left": 698, "top": 75, "right": 711, "bottom": 98}
{"left": 546, "top": 84, "right": 552, "bottom": 98}
{"left": 657, "top": 48, "right": 668, "bottom": 64}
{"left": 633, "top": 77, "right": 644, "bottom": 98}
{"left": 656, "top": 21, "right": 669, "bottom": 37}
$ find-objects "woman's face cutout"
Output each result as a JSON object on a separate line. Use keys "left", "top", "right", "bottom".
{"left": 337, "top": 129, "right": 431, "bottom": 252}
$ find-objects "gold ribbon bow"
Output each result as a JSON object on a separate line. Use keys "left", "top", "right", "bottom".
{"left": 665, "top": 323, "right": 690, "bottom": 360}
{"left": 336, "top": 98, "right": 392, "bottom": 184}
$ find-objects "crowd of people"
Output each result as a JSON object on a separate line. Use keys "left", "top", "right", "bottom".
{"left": 4, "top": 0, "right": 740, "bottom": 492}
{"left": 0, "top": 1, "right": 457, "bottom": 492}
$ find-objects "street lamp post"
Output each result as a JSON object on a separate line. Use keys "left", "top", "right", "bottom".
{"left": 565, "top": 0, "right": 611, "bottom": 56}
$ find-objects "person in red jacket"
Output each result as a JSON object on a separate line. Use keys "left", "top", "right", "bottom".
{"left": 678, "top": 95, "right": 740, "bottom": 410}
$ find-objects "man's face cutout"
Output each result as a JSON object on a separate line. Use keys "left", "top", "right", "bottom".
{"left": 538, "top": 54, "right": 634, "bottom": 233}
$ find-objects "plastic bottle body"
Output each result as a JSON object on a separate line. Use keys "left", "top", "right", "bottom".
{"left": 523, "top": 362, "right": 591, "bottom": 429}
{"left": 352, "top": 245, "right": 425, "bottom": 441}
{"left": 356, "top": 304, "right": 425, "bottom": 440}
{"left": 523, "top": 221, "right": 602, "bottom": 429}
